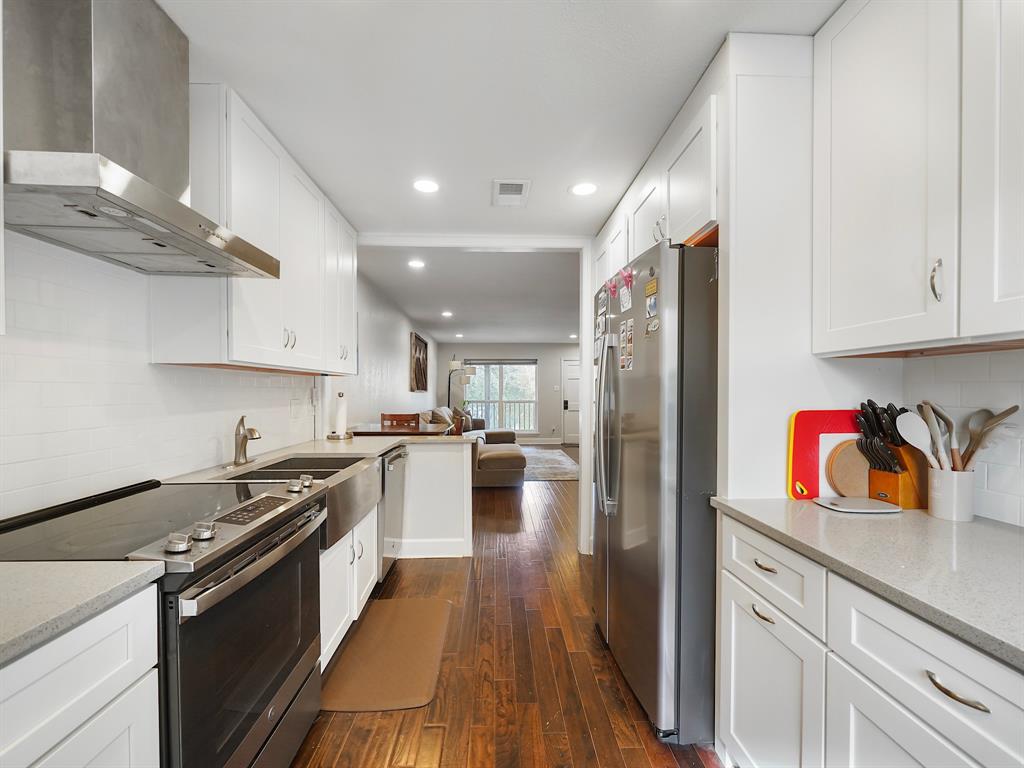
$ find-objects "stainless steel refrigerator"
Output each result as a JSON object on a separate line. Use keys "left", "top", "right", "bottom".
{"left": 593, "top": 240, "right": 717, "bottom": 742}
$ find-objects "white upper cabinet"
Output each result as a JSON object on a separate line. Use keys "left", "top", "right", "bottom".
{"left": 279, "top": 161, "right": 324, "bottom": 367}
{"left": 225, "top": 90, "right": 287, "bottom": 366}
{"left": 629, "top": 171, "right": 666, "bottom": 259}
{"left": 607, "top": 212, "right": 629, "bottom": 278}
{"left": 960, "top": 0, "right": 1024, "bottom": 338}
{"left": 813, "top": 0, "right": 960, "bottom": 355}
{"left": 323, "top": 201, "right": 358, "bottom": 375}
{"left": 153, "top": 84, "right": 358, "bottom": 375}
{"left": 666, "top": 95, "right": 717, "bottom": 246}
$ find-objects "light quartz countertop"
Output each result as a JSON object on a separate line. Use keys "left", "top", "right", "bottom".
{"left": 168, "top": 435, "right": 477, "bottom": 483}
{"left": 712, "top": 498, "right": 1024, "bottom": 673}
{"left": 0, "top": 561, "right": 165, "bottom": 666}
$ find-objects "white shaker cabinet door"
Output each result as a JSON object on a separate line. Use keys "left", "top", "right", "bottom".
{"left": 720, "top": 571, "right": 826, "bottom": 768}
{"left": 322, "top": 201, "right": 344, "bottom": 375}
{"left": 812, "top": 0, "right": 960, "bottom": 354}
{"left": 666, "top": 95, "right": 717, "bottom": 246}
{"left": 606, "top": 214, "right": 629, "bottom": 278}
{"left": 279, "top": 161, "right": 324, "bottom": 368}
{"left": 33, "top": 670, "right": 160, "bottom": 768}
{"left": 353, "top": 506, "right": 378, "bottom": 616}
{"left": 319, "top": 530, "right": 355, "bottom": 669}
{"left": 226, "top": 90, "right": 287, "bottom": 366}
{"left": 337, "top": 221, "right": 358, "bottom": 375}
{"left": 826, "top": 655, "right": 980, "bottom": 768}
{"left": 960, "top": 0, "right": 1024, "bottom": 337}
{"left": 630, "top": 172, "right": 666, "bottom": 259}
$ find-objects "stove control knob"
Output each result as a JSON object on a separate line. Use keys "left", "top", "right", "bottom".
{"left": 165, "top": 532, "right": 193, "bottom": 554}
{"left": 192, "top": 522, "right": 217, "bottom": 541}
{"left": 286, "top": 478, "right": 303, "bottom": 493}
{"left": 299, "top": 474, "right": 313, "bottom": 488}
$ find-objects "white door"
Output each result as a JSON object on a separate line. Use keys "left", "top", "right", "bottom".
{"left": 720, "top": 571, "right": 826, "bottom": 768}
{"left": 34, "top": 670, "right": 159, "bottom": 768}
{"left": 667, "top": 95, "right": 717, "bottom": 245}
{"left": 353, "top": 507, "right": 378, "bottom": 615}
{"left": 280, "top": 161, "right": 324, "bottom": 368}
{"left": 319, "top": 531, "right": 355, "bottom": 668}
{"left": 561, "top": 359, "right": 580, "bottom": 445}
{"left": 338, "top": 221, "right": 358, "bottom": 374}
{"left": 226, "top": 91, "right": 286, "bottom": 366}
{"left": 960, "top": 0, "right": 1024, "bottom": 337}
{"left": 630, "top": 172, "right": 666, "bottom": 259}
{"left": 825, "top": 655, "right": 980, "bottom": 768}
{"left": 812, "top": 0, "right": 960, "bottom": 354}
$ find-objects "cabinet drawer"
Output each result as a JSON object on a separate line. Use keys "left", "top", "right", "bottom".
{"left": 0, "top": 586, "right": 158, "bottom": 768}
{"left": 34, "top": 669, "right": 159, "bottom": 768}
{"left": 828, "top": 574, "right": 1024, "bottom": 767}
{"left": 721, "top": 516, "right": 826, "bottom": 639}
{"left": 827, "top": 654, "right": 980, "bottom": 768}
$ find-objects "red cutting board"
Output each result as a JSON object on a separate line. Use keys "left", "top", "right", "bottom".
{"left": 787, "top": 409, "right": 860, "bottom": 499}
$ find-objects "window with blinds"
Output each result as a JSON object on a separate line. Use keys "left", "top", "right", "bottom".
{"left": 462, "top": 359, "right": 538, "bottom": 432}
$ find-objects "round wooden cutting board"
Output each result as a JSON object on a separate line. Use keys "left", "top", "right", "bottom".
{"left": 826, "top": 439, "right": 869, "bottom": 498}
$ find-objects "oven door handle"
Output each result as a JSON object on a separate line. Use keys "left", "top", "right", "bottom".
{"left": 178, "top": 508, "right": 327, "bottom": 624}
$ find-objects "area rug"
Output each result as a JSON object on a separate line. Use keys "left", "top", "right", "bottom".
{"left": 320, "top": 597, "right": 451, "bottom": 711}
{"left": 522, "top": 446, "right": 579, "bottom": 481}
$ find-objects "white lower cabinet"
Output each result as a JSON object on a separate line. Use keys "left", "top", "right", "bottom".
{"left": 34, "top": 669, "right": 160, "bottom": 768}
{"left": 826, "top": 655, "right": 980, "bottom": 768}
{"left": 319, "top": 530, "right": 355, "bottom": 669}
{"left": 353, "top": 507, "right": 378, "bottom": 615}
{"left": 720, "top": 570, "right": 826, "bottom": 768}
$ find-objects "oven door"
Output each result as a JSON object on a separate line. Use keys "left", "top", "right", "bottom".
{"left": 166, "top": 512, "right": 323, "bottom": 768}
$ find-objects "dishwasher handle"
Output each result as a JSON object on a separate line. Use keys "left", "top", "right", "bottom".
{"left": 385, "top": 450, "right": 408, "bottom": 471}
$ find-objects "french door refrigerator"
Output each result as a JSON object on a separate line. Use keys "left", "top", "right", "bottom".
{"left": 593, "top": 240, "right": 717, "bottom": 742}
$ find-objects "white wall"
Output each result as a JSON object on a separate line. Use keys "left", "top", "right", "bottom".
{"left": 436, "top": 342, "right": 579, "bottom": 441}
{"left": 322, "top": 274, "right": 437, "bottom": 429}
{"left": 904, "top": 351, "right": 1024, "bottom": 527}
{"left": 0, "top": 233, "right": 315, "bottom": 520}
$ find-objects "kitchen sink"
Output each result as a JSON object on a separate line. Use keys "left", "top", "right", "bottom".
{"left": 228, "top": 468, "right": 339, "bottom": 481}
{"left": 260, "top": 457, "right": 364, "bottom": 471}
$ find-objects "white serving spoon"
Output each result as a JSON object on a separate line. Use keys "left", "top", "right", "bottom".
{"left": 924, "top": 401, "right": 962, "bottom": 471}
{"left": 920, "top": 403, "right": 950, "bottom": 470}
{"left": 896, "top": 411, "right": 940, "bottom": 470}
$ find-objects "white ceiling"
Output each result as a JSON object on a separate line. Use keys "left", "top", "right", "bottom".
{"left": 159, "top": 0, "right": 840, "bottom": 237}
{"left": 359, "top": 246, "right": 580, "bottom": 343}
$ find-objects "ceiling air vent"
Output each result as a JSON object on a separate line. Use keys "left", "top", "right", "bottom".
{"left": 492, "top": 179, "right": 531, "bottom": 207}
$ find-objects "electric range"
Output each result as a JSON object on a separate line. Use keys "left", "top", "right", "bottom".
{"left": 0, "top": 478, "right": 329, "bottom": 768}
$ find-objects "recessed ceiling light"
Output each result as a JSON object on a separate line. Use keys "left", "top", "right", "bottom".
{"left": 455, "top": 333, "right": 464, "bottom": 338}
{"left": 570, "top": 182, "right": 597, "bottom": 196}
{"left": 413, "top": 178, "right": 439, "bottom": 193}
{"left": 408, "top": 259, "right": 425, "bottom": 269}
{"left": 441, "top": 310, "right": 453, "bottom": 318}
{"left": 570, "top": 333, "right": 578, "bottom": 339}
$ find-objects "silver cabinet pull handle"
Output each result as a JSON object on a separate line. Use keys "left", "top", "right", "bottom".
{"left": 751, "top": 603, "right": 775, "bottom": 625}
{"left": 283, "top": 328, "right": 290, "bottom": 348}
{"left": 930, "top": 258, "right": 944, "bottom": 302}
{"left": 357, "top": 540, "right": 364, "bottom": 559}
{"left": 290, "top": 330, "right": 297, "bottom": 349}
{"left": 754, "top": 558, "right": 778, "bottom": 574}
{"left": 925, "top": 670, "right": 990, "bottom": 713}
{"left": 349, "top": 546, "right": 355, "bottom": 565}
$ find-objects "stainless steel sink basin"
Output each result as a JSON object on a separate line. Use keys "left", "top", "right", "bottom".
{"left": 228, "top": 468, "right": 339, "bottom": 481}
{"left": 261, "top": 457, "right": 364, "bottom": 471}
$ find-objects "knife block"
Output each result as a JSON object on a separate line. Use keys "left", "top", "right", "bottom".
{"left": 867, "top": 443, "right": 928, "bottom": 509}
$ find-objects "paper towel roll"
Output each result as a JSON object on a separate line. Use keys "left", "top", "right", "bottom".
{"left": 332, "top": 392, "right": 348, "bottom": 437}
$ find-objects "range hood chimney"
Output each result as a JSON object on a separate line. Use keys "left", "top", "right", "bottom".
{"left": 2, "top": 0, "right": 279, "bottom": 278}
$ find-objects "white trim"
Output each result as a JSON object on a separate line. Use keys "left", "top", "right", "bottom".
{"left": 389, "top": 537, "right": 472, "bottom": 559}
{"left": 357, "top": 232, "right": 592, "bottom": 250}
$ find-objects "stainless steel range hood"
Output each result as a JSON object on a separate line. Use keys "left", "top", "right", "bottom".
{"left": 2, "top": 0, "right": 279, "bottom": 278}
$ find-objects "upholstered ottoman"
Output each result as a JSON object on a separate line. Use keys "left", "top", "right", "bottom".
{"left": 473, "top": 442, "right": 527, "bottom": 487}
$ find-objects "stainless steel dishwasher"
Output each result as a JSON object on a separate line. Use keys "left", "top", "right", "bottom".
{"left": 379, "top": 447, "right": 407, "bottom": 581}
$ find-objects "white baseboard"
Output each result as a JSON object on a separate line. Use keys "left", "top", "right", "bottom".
{"left": 517, "top": 436, "right": 564, "bottom": 445}
{"left": 389, "top": 537, "right": 472, "bottom": 558}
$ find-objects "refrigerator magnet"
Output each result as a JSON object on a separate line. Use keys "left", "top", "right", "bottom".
{"left": 619, "top": 284, "right": 632, "bottom": 313}
{"left": 645, "top": 293, "right": 658, "bottom": 318}
{"left": 644, "top": 317, "right": 660, "bottom": 336}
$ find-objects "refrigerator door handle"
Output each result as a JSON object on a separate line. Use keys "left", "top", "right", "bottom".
{"left": 595, "top": 334, "right": 617, "bottom": 517}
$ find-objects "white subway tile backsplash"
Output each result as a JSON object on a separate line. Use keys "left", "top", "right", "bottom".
{"left": 904, "top": 349, "right": 1024, "bottom": 526}
{"left": 0, "top": 233, "right": 315, "bottom": 520}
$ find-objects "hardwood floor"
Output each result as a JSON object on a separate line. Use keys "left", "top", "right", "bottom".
{"left": 291, "top": 481, "right": 719, "bottom": 768}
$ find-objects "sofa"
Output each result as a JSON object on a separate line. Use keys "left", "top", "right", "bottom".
{"left": 422, "top": 407, "right": 525, "bottom": 487}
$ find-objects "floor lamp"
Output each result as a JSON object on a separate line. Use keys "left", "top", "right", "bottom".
{"left": 447, "top": 360, "right": 477, "bottom": 408}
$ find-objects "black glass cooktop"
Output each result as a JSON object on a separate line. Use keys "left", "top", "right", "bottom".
{"left": 0, "top": 482, "right": 289, "bottom": 561}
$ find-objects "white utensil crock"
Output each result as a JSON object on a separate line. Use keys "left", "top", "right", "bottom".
{"left": 927, "top": 468, "right": 974, "bottom": 522}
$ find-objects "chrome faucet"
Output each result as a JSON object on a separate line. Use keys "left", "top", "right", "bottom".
{"left": 233, "top": 416, "right": 262, "bottom": 465}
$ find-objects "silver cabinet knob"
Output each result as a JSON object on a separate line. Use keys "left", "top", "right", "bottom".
{"left": 299, "top": 474, "right": 313, "bottom": 488}
{"left": 286, "top": 478, "right": 303, "bottom": 493}
{"left": 165, "top": 532, "right": 193, "bottom": 553}
{"left": 192, "top": 522, "right": 217, "bottom": 541}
